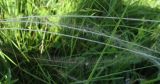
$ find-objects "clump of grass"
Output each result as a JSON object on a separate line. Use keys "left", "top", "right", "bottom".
{"left": 0, "top": 0, "right": 160, "bottom": 84}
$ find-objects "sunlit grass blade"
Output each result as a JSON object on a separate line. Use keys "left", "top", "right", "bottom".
{"left": 0, "top": 50, "right": 17, "bottom": 66}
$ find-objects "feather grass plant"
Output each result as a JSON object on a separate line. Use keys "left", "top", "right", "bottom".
{"left": 1, "top": 0, "right": 160, "bottom": 84}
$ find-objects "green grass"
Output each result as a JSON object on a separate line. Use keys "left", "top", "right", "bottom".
{"left": 0, "top": 0, "right": 160, "bottom": 84}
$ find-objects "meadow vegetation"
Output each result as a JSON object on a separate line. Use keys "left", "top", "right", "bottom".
{"left": 0, "top": 0, "right": 160, "bottom": 84}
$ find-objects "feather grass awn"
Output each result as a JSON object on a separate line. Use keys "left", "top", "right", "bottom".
{"left": 0, "top": 28, "right": 160, "bottom": 62}
{"left": 0, "top": 20, "right": 159, "bottom": 55}
{"left": 2, "top": 15, "right": 160, "bottom": 23}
